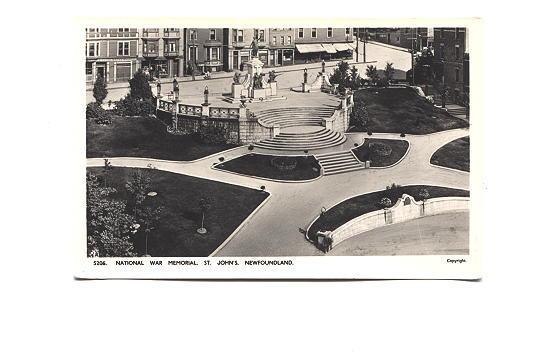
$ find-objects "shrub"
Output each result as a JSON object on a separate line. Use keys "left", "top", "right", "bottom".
{"left": 351, "top": 101, "right": 369, "bottom": 128}
{"left": 218, "top": 157, "right": 225, "bottom": 162}
{"left": 270, "top": 156, "right": 298, "bottom": 171}
{"left": 129, "top": 69, "right": 153, "bottom": 100}
{"left": 93, "top": 74, "right": 108, "bottom": 104}
{"left": 248, "top": 144, "right": 254, "bottom": 151}
{"left": 400, "top": 133, "right": 406, "bottom": 137}
{"left": 367, "top": 130, "right": 373, "bottom": 136}
{"left": 114, "top": 95, "right": 156, "bottom": 117}
{"left": 386, "top": 183, "right": 402, "bottom": 190}
{"left": 86, "top": 102, "right": 111, "bottom": 124}
{"left": 197, "top": 124, "right": 227, "bottom": 144}
{"left": 369, "top": 142, "right": 392, "bottom": 157}
{"left": 379, "top": 197, "right": 392, "bottom": 208}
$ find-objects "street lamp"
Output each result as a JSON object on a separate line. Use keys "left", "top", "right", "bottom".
{"left": 203, "top": 85, "right": 209, "bottom": 106}
{"left": 156, "top": 80, "right": 161, "bottom": 96}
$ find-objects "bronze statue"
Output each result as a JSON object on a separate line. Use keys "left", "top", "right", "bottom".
{"left": 253, "top": 73, "right": 263, "bottom": 89}
{"left": 251, "top": 37, "right": 259, "bottom": 58}
{"left": 233, "top": 72, "right": 241, "bottom": 84}
{"left": 268, "top": 70, "right": 277, "bottom": 83}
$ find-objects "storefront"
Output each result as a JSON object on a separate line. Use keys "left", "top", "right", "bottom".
{"left": 269, "top": 49, "right": 294, "bottom": 66}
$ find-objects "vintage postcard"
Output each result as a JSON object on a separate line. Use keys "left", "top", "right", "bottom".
{"left": 76, "top": 18, "right": 482, "bottom": 279}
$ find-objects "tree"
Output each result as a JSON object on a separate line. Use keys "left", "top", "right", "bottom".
{"left": 125, "top": 170, "right": 152, "bottom": 220}
{"left": 129, "top": 69, "right": 153, "bottom": 100}
{"left": 379, "top": 197, "right": 392, "bottom": 209}
{"left": 102, "top": 159, "right": 113, "bottom": 187}
{"left": 383, "top": 62, "right": 395, "bottom": 86}
{"left": 197, "top": 196, "right": 212, "bottom": 234}
{"left": 87, "top": 172, "right": 136, "bottom": 257}
{"left": 329, "top": 61, "right": 350, "bottom": 94}
{"left": 348, "top": 65, "right": 363, "bottom": 90}
{"left": 139, "top": 205, "right": 163, "bottom": 256}
{"left": 365, "top": 65, "right": 380, "bottom": 86}
{"left": 93, "top": 74, "right": 108, "bottom": 104}
{"left": 418, "top": 188, "right": 430, "bottom": 214}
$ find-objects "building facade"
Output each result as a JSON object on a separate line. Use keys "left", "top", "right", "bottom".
{"left": 365, "top": 28, "right": 429, "bottom": 51}
{"left": 140, "top": 28, "right": 183, "bottom": 80}
{"left": 433, "top": 27, "right": 468, "bottom": 103}
{"left": 268, "top": 28, "right": 295, "bottom": 67}
{"left": 184, "top": 28, "right": 226, "bottom": 74}
{"left": 222, "top": 28, "right": 270, "bottom": 71}
{"left": 85, "top": 28, "right": 140, "bottom": 83}
{"left": 294, "top": 27, "right": 354, "bottom": 63}
{"left": 85, "top": 28, "right": 184, "bottom": 84}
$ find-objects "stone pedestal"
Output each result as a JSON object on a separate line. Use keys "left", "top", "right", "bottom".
{"left": 302, "top": 82, "right": 310, "bottom": 93}
{"left": 252, "top": 88, "right": 267, "bottom": 101}
{"left": 232, "top": 83, "right": 243, "bottom": 100}
{"left": 269, "top": 81, "right": 277, "bottom": 96}
{"left": 201, "top": 104, "right": 210, "bottom": 117}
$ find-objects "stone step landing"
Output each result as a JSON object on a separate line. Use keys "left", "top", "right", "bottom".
{"left": 315, "top": 151, "right": 365, "bottom": 176}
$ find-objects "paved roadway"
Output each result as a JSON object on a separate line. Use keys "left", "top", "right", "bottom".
{"left": 86, "top": 41, "right": 411, "bottom": 104}
{"left": 87, "top": 127, "right": 469, "bottom": 257}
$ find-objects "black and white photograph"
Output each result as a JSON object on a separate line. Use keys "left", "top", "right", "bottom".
{"left": 79, "top": 20, "right": 481, "bottom": 279}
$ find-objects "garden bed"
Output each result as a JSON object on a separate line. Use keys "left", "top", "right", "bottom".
{"left": 87, "top": 167, "right": 268, "bottom": 257}
{"left": 307, "top": 185, "right": 469, "bottom": 241}
{"left": 349, "top": 87, "right": 469, "bottom": 134}
{"left": 215, "top": 153, "right": 321, "bottom": 181}
{"left": 87, "top": 116, "right": 236, "bottom": 161}
{"left": 430, "top": 136, "right": 470, "bottom": 172}
{"left": 352, "top": 139, "right": 409, "bottom": 167}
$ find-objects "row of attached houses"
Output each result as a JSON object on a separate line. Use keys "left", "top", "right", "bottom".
{"left": 85, "top": 27, "right": 356, "bottom": 83}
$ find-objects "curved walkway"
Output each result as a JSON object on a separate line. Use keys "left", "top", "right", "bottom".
{"left": 87, "top": 127, "right": 469, "bottom": 257}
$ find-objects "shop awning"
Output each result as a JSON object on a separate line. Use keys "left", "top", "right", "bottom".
{"left": 321, "top": 43, "right": 337, "bottom": 54}
{"left": 295, "top": 44, "right": 325, "bottom": 53}
{"left": 333, "top": 43, "right": 354, "bottom": 51}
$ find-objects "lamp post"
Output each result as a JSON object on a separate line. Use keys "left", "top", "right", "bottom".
{"left": 156, "top": 80, "right": 161, "bottom": 96}
{"left": 173, "top": 83, "right": 179, "bottom": 102}
{"left": 203, "top": 85, "right": 209, "bottom": 106}
{"left": 143, "top": 191, "right": 158, "bottom": 257}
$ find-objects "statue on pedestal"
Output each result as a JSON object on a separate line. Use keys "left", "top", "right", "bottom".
{"left": 251, "top": 37, "right": 259, "bottom": 58}
{"left": 268, "top": 70, "right": 277, "bottom": 83}
{"left": 233, "top": 72, "right": 241, "bottom": 84}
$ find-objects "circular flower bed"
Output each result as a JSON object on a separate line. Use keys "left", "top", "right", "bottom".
{"left": 369, "top": 142, "right": 392, "bottom": 157}
{"left": 270, "top": 156, "right": 298, "bottom": 171}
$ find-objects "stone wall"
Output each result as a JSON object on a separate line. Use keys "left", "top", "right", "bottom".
{"left": 156, "top": 98, "right": 273, "bottom": 144}
{"left": 328, "top": 194, "right": 469, "bottom": 248}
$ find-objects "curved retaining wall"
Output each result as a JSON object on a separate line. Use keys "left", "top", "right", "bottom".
{"left": 323, "top": 194, "right": 469, "bottom": 248}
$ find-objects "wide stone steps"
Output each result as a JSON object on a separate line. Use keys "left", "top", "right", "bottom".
{"left": 315, "top": 151, "right": 365, "bottom": 176}
{"left": 254, "top": 129, "right": 346, "bottom": 151}
{"left": 255, "top": 106, "right": 336, "bottom": 128}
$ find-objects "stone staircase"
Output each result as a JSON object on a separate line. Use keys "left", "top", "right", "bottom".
{"left": 255, "top": 106, "right": 336, "bottom": 128}
{"left": 315, "top": 151, "right": 365, "bottom": 176}
{"left": 446, "top": 105, "right": 467, "bottom": 117}
{"left": 254, "top": 128, "right": 346, "bottom": 151}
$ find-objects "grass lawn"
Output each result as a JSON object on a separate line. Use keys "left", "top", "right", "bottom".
{"left": 352, "top": 139, "right": 409, "bottom": 167}
{"left": 350, "top": 87, "right": 469, "bottom": 134}
{"left": 307, "top": 185, "right": 469, "bottom": 241}
{"left": 431, "top": 136, "right": 470, "bottom": 172}
{"left": 88, "top": 167, "right": 268, "bottom": 257}
{"left": 87, "top": 116, "right": 236, "bottom": 161}
{"left": 215, "top": 153, "right": 321, "bottom": 181}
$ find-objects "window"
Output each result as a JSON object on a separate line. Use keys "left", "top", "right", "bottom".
{"left": 86, "top": 42, "right": 99, "bottom": 57}
{"left": 439, "top": 43, "right": 445, "bottom": 59}
{"left": 455, "top": 28, "right": 460, "bottom": 39}
{"left": 405, "top": 28, "right": 409, "bottom": 33}
{"left": 327, "top": 28, "right": 333, "bottom": 37}
{"left": 86, "top": 62, "right": 93, "bottom": 75}
{"left": 455, "top": 45, "right": 460, "bottom": 60}
{"left": 118, "top": 28, "right": 129, "bottom": 33}
{"left": 210, "top": 29, "right": 216, "bottom": 40}
{"left": 311, "top": 28, "right": 317, "bottom": 38}
{"left": 259, "top": 30, "right": 265, "bottom": 41}
{"left": 272, "top": 36, "right": 276, "bottom": 45}
{"left": 298, "top": 28, "right": 304, "bottom": 38}
{"left": 280, "top": 36, "right": 285, "bottom": 45}
{"left": 287, "top": 36, "right": 292, "bottom": 45}
{"left": 233, "top": 29, "right": 244, "bottom": 42}
{"left": 455, "top": 68, "right": 460, "bottom": 82}
{"left": 168, "top": 42, "right": 176, "bottom": 52}
{"left": 189, "top": 30, "right": 197, "bottom": 40}
{"left": 118, "top": 41, "right": 129, "bottom": 56}
{"left": 207, "top": 47, "right": 220, "bottom": 61}
{"left": 346, "top": 28, "right": 350, "bottom": 35}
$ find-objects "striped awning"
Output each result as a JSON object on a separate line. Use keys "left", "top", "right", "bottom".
{"left": 321, "top": 43, "right": 337, "bottom": 54}
{"left": 295, "top": 44, "right": 325, "bottom": 53}
{"left": 333, "top": 43, "right": 353, "bottom": 51}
